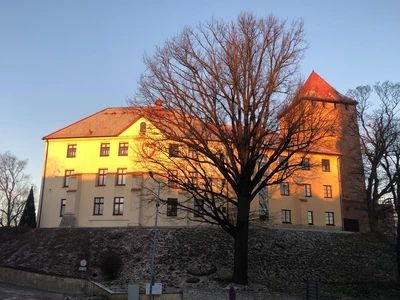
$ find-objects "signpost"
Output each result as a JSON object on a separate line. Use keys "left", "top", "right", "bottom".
{"left": 229, "top": 286, "right": 236, "bottom": 300}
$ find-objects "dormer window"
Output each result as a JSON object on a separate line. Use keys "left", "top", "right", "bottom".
{"left": 140, "top": 122, "right": 146, "bottom": 136}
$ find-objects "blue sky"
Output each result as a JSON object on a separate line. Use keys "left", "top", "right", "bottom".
{"left": 0, "top": 0, "right": 399, "bottom": 194}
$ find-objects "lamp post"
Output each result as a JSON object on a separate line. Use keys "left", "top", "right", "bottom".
{"left": 148, "top": 171, "right": 161, "bottom": 300}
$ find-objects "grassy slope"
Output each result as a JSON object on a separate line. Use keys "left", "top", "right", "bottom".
{"left": 0, "top": 226, "right": 398, "bottom": 299}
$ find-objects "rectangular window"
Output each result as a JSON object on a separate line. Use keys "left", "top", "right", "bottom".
{"left": 167, "top": 198, "right": 178, "bottom": 217}
{"left": 67, "top": 144, "right": 76, "bottom": 158}
{"left": 60, "top": 199, "right": 66, "bottom": 217}
{"left": 119, "top": 142, "right": 129, "bottom": 156}
{"left": 323, "top": 185, "right": 332, "bottom": 198}
{"left": 194, "top": 198, "right": 204, "bottom": 217}
{"left": 189, "top": 171, "right": 198, "bottom": 186}
{"left": 63, "top": 170, "right": 74, "bottom": 187}
{"left": 308, "top": 211, "right": 313, "bottom": 225}
{"left": 305, "top": 184, "right": 312, "bottom": 197}
{"left": 302, "top": 158, "right": 310, "bottom": 170}
{"left": 282, "top": 209, "right": 291, "bottom": 224}
{"left": 116, "top": 168, "right": 127, "bottom": 185}
{"left": 280, "top": 182, "right": 290, "bottom": 196}
{"left": 97, "top": 169, "right": 107, "bottom": 186}
{"left": 93, "top": 197, "right": 104, "bottom": 215}
{"left": 325, "top": 212, "right": 334, "bottom": 225}
{"left": 188, "top": 147, "right": 198, "bottom": 159}
{"left": 113, "top": 197, "right": 124, "bottom": 215}
{"left": 169, "top": 144, "right": 180, "bottom": 157}
{"left": 100, "top": 143, "right": 110, "bottom": 157}
{"left": 279, "top": 156, "right": 288, "bottom": 168}
{"left": 322, "top": 159, "right": 330, "bottom": 172}
{"left": 168, "top": 170, "right": 179, "bottom": 189}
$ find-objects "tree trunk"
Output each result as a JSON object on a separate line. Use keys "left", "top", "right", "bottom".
{"left": 232, "top": 198, "right": 250, "bottom": 285}
{"left": 397, "top": 220, "right": 400, "bottom": 284}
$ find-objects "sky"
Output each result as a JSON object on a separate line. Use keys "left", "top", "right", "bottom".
{"left": 0, "top": 0, "right": 399, "bottom": 195}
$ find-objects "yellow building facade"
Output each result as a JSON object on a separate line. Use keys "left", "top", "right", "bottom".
{"left": 38, "top": 72, "right": 354, "bottom": 230}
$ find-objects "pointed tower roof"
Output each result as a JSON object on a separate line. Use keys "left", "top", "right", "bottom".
{"left": 296, "top": 71, "right": 356, "bottom": 104}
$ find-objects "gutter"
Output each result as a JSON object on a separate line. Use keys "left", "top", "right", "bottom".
{"left": 337, "top": 156, "right": 344, "bottom": 231}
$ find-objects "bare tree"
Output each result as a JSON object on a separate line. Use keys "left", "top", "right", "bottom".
{"left": 131, "top": 13, "right": 336, "bottom": 284}
{"left": 347, "top": 82, "right": 400, "bottom": 234}
{"left": 0, "top": 151, "right": 31, "bottom": 227}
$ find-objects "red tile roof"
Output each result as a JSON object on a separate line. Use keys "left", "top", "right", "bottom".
{"left": 43, "top": 107, "right": 143, "bottom": 139}
{"left": 297, "top": 71, "right": 356, "bottom": 104}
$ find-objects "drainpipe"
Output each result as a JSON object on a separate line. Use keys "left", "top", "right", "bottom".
{"left": 337, "top": 156, "right": 344, "bottom": 231}
{"left": 37, "top": 140, "right": 49, "bottom": 228}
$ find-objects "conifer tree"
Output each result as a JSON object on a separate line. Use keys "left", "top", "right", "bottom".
{"left": 18, "top": 186, "right": 37, "bottom": 228}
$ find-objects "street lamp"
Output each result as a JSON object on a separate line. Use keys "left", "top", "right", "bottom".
{"left": 148, "top": 171, "right": 161, "bottom": 300}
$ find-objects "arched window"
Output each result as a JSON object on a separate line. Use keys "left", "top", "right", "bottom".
{"left": 140, "top": 122, "right": 146, "bottom": 135}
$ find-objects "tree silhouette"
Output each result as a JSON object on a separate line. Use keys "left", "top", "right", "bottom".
{"left": 18, "top": 186, "right": 37, "bottom": 228}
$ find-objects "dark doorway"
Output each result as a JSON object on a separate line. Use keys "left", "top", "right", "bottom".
{"left": 344, "top": 218, "right": 360, "bottom": 232}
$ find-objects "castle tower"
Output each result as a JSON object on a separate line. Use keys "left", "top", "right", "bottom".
{"left": 295, "top": 71, "right": 368, "bottom": 232}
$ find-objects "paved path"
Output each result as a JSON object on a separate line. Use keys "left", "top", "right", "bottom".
{"left": 0, "top": 281, "right": 72, "bottom": 300}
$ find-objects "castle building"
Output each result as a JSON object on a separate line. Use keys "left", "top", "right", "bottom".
{"left": 37, "top": 72, "right": 365, "bottom": 231}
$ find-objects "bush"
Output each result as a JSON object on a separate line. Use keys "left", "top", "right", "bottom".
{"left": 98, "top": 251, "right": 123, "bottom": 279}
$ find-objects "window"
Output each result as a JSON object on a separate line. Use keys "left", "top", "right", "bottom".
{"left": 63, "top": 170, "right": 74, "bottom": 187}
{"left": 60, "top": 199, "right": 66, "bottom": 217}
{"left": 322, "top": 159, "right": 330, "bottom": 172}
{"left": 308, "top": 211, "right": 314, "bottom": 225}
{"left": 189, "top": 171, "right": 198, "bottom": 186}
{"left": 194, "top": 198, "right": 204, "bottom": 217}
{"left": 119, "top": 142, "right": 129, "bottom": 156}
{"left": 282, "top": 209, "right": 291, "bottom": 223}
{"left": 97, "top": 169, "right": 107, "bottom": 186}
{"left": 113, "top": 197, "right": 124, "bottom": 215}
{"left": 279, "top": 156, "right": 288, "bottom": 167}
{"left": 139, "top": 122, "right": 146, "bottom": 135}
{"left": 325, "top": 212, "right": 334, "bottom": 225}
{"left": 168, "top": 170, "right": 179, "bottom": 189}
{"left": 67, "top": 144, "right": 76, "bottom": 157}
{"left": 116, "top": 168, "right": 127, "bottom": 185}
{"left": 323, "top": 185, "right": 332, "bottom": 198}
{"left": 188, "top": 147, "right": 198, "bottom": 159}
{"left": 305, "top": 184, "right": 312, "bottom": 197}
{"left": 93, "top": 197, "right": 104, "bottom": 215}
{"left": 167, "top": 198, "right": 178, "bottom": 217}
{"left": 302, "top": 158, "right": 310, "bottom": 170}
{"left": 100, "top": 143, "right": 110, "bottom": 157}
{"left": 169, "top": 144, "right": 179, "bottom": 157}
{"left": 280, "top": 182, "right": 290, "bottom": 196}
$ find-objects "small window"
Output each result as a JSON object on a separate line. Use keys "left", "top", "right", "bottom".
{"left": 119, "top": 143, "right": 129, "bottom": 156}
{"left": 169, "top": 144, "right": 179, "bottom": 157}
{"left": 167, "top": 198, "right": 178, "bottom": 217}
{"left": 168, "top": 170, "right": 179, "bottom": 189}
{"left": 194, "top": 198, "right": 204, "bottom": 217}
{"left": 344, "top": 104, "right": 348, "bottom": 111}
{"left": 139, "top": 122, "right": 147, "bottom": 135}
{"left": 116, "top": 168, "right": 127, "bottom": 185}
{"left": 308, "top": 211, "right": 313, "bottom": 225}
{"left": 189, "top": 171, "right": 198, "bottom": 186}
{"left": 60, "top": 199, "right": 66, "bottom": 217}
{"left": 305, "top": 184, "right": 312, "bottom": 197}
{"left": 63, "top": 170, "right": 74, "bottom": 187}
{"left": 280, "top": 182, "right": 290, "bottom": 196}
{"left": 97, "top": 169, "right": 107, "bottom": 186}
{"left": 282, "top": 209, "right": 291, "bottom": 224}
{"left": 113, "top": 197, "right": 124, "bottom": 215}
{"left": 322, "top": 159, "right": 330, "bottom": 172}
{"left": 67, "top": 144, "right": 76, "bottom": 158}
{"left": 100, "top": 143, "right": 110, "bottom": 157}
{"left": 302, "top": 158, "right": 310, "bottom": 170}
{"left": 323, "top": 185, "right": 332, "bottom": 198}
{"left": 188, "top": 146, "right": 198, "bottom": 159}
{"left": 93, "top": 197, "right": 104, "bottom": 215}
{"left": 325, "top": 212, "right": 334, "bottom": 225}
{"left": 279, "top": 156, "right": 288, "bottom": 168}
